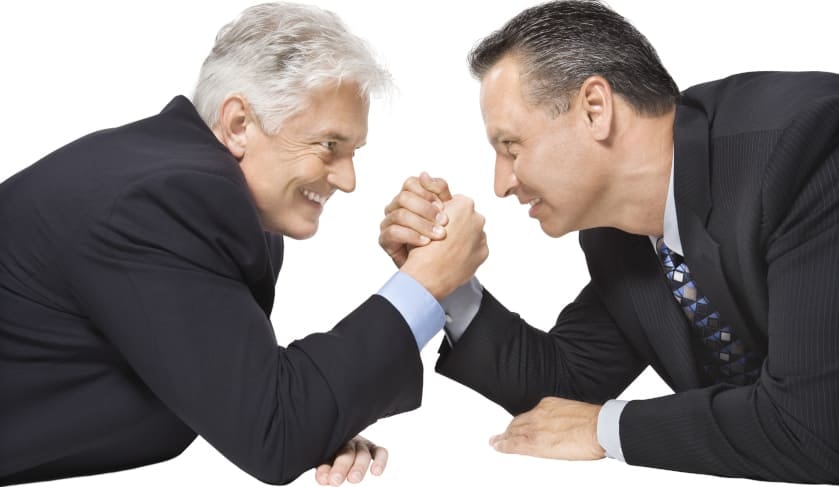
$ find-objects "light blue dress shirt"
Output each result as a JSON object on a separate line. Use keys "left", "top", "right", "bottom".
{"left": 377, "top": 271, "right": 446, "bottom": 349}
{"left": 442, "top": 155, "right": 682, "bottom": 463}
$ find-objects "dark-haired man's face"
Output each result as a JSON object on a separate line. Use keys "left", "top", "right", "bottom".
{"left": 480, "top": 55, "right": 609, "bottom": 238}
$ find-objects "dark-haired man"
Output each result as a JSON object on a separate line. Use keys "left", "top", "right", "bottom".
{"left": 380, "top": 0, "right": 839, "bottom": 482}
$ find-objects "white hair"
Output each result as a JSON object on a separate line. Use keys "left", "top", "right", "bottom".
{"left": 193, "top": 2, "right": 390, "bottom": 133}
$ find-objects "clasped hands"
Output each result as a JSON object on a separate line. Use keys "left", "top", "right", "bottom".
{"left": 317, "top": 174, "right": 603, "bottom": 485}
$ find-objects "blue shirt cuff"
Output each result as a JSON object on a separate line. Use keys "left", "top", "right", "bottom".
{"left": 377, "top": 271, "right": 446, "bottom": 350}
{"left": 597, "top": 399, "right": 628, "bottom": 462}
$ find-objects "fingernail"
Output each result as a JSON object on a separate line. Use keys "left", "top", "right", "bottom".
{"left": 349, "top": 471, "right": 362, "bottom": 483}
{"left": 330, "top": 473, "right": 343, "bottom": 486}
{"left": 372, "top": 465, "right": 383, "bottom": 475}
{"left": 419, "top": 236, "right": 430, "bottom": 245}
{"left": 432, "top": 200, "right": 444, "bottom": 211}
{"left": 435, "top": 212, "right": 447, "bottom": 224}
{"left": 432, "top": 225, "right": 444, "bottom": 236}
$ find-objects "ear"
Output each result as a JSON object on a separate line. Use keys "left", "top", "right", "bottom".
{"left": 577, "top": 76, "right": 613, "bottom": 142}
{"left": 213, "top": 95, "right": 252, "bottom": 160}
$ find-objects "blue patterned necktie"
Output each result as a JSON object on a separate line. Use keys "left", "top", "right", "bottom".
{"left": 656, "top": 237, "right": 761, "bottom": 385}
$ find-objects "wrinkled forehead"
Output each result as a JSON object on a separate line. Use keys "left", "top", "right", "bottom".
{"left": 287, "top": 81, "right": 370, "bottom": 145}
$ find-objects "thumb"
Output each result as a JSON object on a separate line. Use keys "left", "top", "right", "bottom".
{"left": 419, "top": 172, "right": 453, "bottom": 202}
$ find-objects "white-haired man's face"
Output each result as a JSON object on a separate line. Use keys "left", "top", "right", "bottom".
{"left": 232, "top": 82, "right": 369, "bottom": 239}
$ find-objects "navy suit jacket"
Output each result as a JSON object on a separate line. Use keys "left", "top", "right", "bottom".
{"left": 0, "top": 97, "right": 422, "bottom": 485}
{"left": 436, "top": 72, "right": 839, "bottom": 483}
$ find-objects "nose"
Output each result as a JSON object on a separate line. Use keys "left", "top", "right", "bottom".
{"left": 327, "top": 156, "right": 356, "bottom": 193}
{"left": 493, "top": 155, "right": 518, "bottom": 198}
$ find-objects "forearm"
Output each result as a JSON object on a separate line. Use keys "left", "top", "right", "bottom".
{"left": 436, "top": 290, "right": 568, "bottom": 415}
{"left": 243, "top": 295, "right": 423, "bottom": 484}
{"left": 621, "top": 385, "right": 839, "bottom": 483}
{"left": 436, "top": 287, "right": 644, "bottom": 415}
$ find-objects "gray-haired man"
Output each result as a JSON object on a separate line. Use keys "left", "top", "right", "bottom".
{"left": 0, "top": 3, "right": 487, "bottom": 485}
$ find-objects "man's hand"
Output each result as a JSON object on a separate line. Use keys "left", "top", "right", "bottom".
{"left": 315, "top": 436, "right": 388, "bottom": 486}
{"left": 379, "top": 172, "right": 453, "bottom": 268}
{"left": 400, "top": 194, "right": 488, "bottom": 300}
{"left": 489, "top": 397, "right": 606, "bottom": 461}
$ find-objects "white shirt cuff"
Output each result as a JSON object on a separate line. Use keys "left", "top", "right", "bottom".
{"left": 440, "top": 277, "right": 483, "bottom": 343}
{"left": 597, "top": 399, "right": 628, "bottom": 462}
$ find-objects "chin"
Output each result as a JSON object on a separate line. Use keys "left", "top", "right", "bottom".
{"left": 265, "top": 217, "right": 319, "bottom": 240}
{"left": 539, "top": 220, "right": 568, "bottom": 238}
{"left": 285, "top": 225, "right": 319, "bottom": 240}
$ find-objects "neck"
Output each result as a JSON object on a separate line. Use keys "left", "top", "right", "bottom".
{"left": 602, "top": 103, "right": 675, "bottom": 236}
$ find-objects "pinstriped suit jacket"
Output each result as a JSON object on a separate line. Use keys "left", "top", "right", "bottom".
{"left": 436, "top": 71, "right": 839, "bottom": 483}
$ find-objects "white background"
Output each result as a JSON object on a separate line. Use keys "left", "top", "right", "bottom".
{"left": 2, "top": 1, "right": 837, "bottom": 486}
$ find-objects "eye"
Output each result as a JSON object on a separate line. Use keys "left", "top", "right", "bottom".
{"left": 502, "top": 140, "right": 518, "bottom": 159}
{"left": 319, "top": 141, "right": 337, "bottom": 151}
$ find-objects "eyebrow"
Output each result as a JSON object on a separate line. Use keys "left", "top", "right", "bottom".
{"left": 488, "top": 129, "right": 516, "bottom": 145}
{"left": 316, "top": 131, "right": 350, "bottom": 142}
{"left": 314, "top": 131, "right": 366, "bottom": 148}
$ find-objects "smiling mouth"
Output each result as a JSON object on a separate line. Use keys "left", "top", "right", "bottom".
{"left": 526, "top": 197, "right": 543, "bottom": 218}
{"left": 301, "top": 188, "right": 329, "bottom": 206}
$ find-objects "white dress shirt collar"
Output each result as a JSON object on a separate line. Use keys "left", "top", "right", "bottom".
{"left": 649, "top": 153, "right": 684, "bottom": 255}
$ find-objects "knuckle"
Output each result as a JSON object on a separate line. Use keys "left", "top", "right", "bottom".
{"left": 394, "top": 208, "right": 412, "bottom": 222}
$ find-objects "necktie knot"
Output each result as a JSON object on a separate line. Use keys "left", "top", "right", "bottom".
{"left": 656, "top": 236, "right": 684, "bottom": 268}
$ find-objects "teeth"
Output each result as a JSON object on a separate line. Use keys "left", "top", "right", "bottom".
{"left": 301, "top": 188, "right": 327, "bottom": 206}
{"left": 528, "top": 198, "right": 542, "bottom": 207}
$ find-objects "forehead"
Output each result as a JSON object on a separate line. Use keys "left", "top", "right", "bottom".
{"left": 479, "top": 56, "right": 533, "bottom": 139}
{"left": 286, "top": 81, "right": 370, "bottom": 143}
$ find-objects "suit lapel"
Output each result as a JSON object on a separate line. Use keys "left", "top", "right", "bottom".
{"left": 582, "top": 228, "right": 700, "bottom": 391}
{"left": 620, "top": 234, "right": 702, "bottom": 391}
{"left": 674, "top": 105, "right": 764, "bottom": 355}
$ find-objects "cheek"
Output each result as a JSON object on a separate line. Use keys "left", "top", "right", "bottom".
{"left": 256, "top": 156, "right": 327, "bottom": 204}
{"left": 284, "top": 155, "right": 329, "bottom": 187}
{"left": 515, "top": 151, "right": 553, "bottom": 190}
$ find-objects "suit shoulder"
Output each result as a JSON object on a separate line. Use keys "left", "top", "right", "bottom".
{"left": 40, "top": 97, "right": 244, "bottom": 212}
{"left": 681, "top": 71, "right": 839, "bottom": 137}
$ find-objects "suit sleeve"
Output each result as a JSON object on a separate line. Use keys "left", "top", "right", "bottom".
{"left": 620, "top": 148, "right": 839, "bottom": 482}
{"left": 435, "top": 284, "right": 647, "bottom": 415}
{"left": 65, "top": 170, "right": 422, "bottom": 485}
